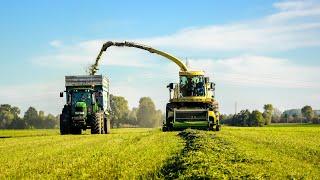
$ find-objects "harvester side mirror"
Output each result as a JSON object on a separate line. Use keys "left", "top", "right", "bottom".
{"left": 60, "top": 92, "right": 64, "bottom": 97}
{"left": 167, "top": 83, "right": 174, "bottom": 90}
{"left": 210, "top": 83, "right": 215, "bottom": 90}
{"left": 205, "top": 77, "right": 209, "bottom": 83}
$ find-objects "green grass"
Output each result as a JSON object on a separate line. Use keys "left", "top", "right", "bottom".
{"left": 0, "top": 125, "right": 319, "bottom": 179}
{"left": 0, "top": 128, "right": 183, "bottom": 179}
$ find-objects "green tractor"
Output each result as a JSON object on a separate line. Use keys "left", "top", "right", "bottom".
{"left": 59, "top": 75, "right": 111, "bottom": 134}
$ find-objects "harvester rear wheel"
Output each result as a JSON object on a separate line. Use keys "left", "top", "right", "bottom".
{"left": 216, "top": 124, "right": 221, "bottom": 131}
{"left": 91, "top": 112, "right": 103, "bottom": 134}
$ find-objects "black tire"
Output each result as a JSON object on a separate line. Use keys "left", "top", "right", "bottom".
{"left": 162, "top": 125, "right": 167, "bottom": 132}
{"left": 91, "top": 113, "right": 102, "bottom": 134}
{"left": 103, "top": 116, "right": 111, "bottom": 134}
{"left": 60, "top": 106, "right": 71, "bottom": 135}
{"left": 164, "top": 116, "right": 174, "bottom": 131}
{"left": 208, "top": 124, "right": 214, "bottom": 131}
{"left": 215, "top": 124, "right": 221, "bottom": 131}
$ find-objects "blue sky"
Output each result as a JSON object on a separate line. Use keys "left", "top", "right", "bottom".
{"left": 0, "top": 0, "right": 320, "bottom": 115}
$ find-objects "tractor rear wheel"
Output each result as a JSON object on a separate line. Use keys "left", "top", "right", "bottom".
{"left": 60, "top": 106, "right": 71, "bottom": 135}
{"left": 91, "top": 112, "right": 103, "bottom": 134}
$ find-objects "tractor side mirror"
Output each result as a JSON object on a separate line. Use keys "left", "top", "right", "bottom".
{"left": 60, "top": 92, "right": 64, "bottom": 97}
{"left": 210, "top": 82, "right": 215, "bottom": 90}
{"left": 92, "top": 93, "right": 96, "bottom": 105}
{"left": 205, "top": 77, "right": 210, "bottom": 84}
{"left": 167, "top": 83, "right": 174, "bottom": 90}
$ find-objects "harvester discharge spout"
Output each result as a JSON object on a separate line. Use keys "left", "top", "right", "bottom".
{"left": 89, "top": 41, "right": 188, "bottom": 75}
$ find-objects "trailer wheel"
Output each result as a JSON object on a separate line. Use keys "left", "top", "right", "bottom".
{"left": 91, "top": 112, "right": 103, "bottom": 134}
{"left": 60, "top": 106, "right": 71, "bottom": 135}
{"left": 103, "top": 116, "right": 111, "bottom": 134}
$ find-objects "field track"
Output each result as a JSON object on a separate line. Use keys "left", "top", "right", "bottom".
{"left": 0, "top": 124, "right": 319, "bottom": 179}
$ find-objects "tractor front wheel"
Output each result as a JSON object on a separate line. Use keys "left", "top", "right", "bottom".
{"left": 91, "top": 112, "right": 103, "bottom": 134}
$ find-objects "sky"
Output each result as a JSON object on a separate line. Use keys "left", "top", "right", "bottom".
{"left": 0, "top": 0, "right": 320, "bottom": 115}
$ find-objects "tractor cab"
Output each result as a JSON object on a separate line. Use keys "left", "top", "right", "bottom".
{"left": 68, "top": 89, "right": 98, "bottom": 116}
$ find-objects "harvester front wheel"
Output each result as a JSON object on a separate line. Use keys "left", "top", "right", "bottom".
{"left": 208, "top": 124, "right": 214, "bottom": 131}
{"left": 91, "top": 112, "right": 103, "bottom": 134}
{"left": 166, "top": 119, "right": 174, "bottom": 131}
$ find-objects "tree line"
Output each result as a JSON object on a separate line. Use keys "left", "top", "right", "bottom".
{"left": 0, "top": 95, "right": 163, "bottom": 129}
{"left": 110, "top": 95, "right": 164, "bottom": 128}
{"left": 221, "top": 104, "right": 320, "bottom": 126}
{"left": 0, "top": 104, "right": 59, "bottom": 129}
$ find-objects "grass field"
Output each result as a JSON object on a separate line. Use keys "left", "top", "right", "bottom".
{"left": 0, "top": 124, "right": 319, "bottom": 179}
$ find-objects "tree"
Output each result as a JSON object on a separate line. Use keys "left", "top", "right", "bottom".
{"left": 0, "top": 104, "right": 21, "bottom": 129}
{"left": 127, "top": 108, "right": 138, "bottom": 126}
{"left": 263, "top": 104, "right": 273, "bottom": 125}
{"left": 240, "top": 110, "right": 251, "bottom": 126}
{"left": 44, "top": 114, "right": 59, "bottom": 128}
{"left": 110, "top": 95, "right": 129, "bottom": 127}
{"left": 301, "top": 105, "right": 314, "bottom": 122}
{"left": 9, "top": 118, "right": 26, "bottom": 129}
{"left": 232, "top": 110, "right": 250, "bottom": 126}
{"left": 23, "top": 107, "right": 39, "bottom": 128}
{"left": 137, "top": 97, "right": 161, "bottom": 128}
{"left": 250, "top": 110, "right": 265, "bottom": 127}
{"left": 272, "top": 108, "right": 282, "bottom": 123}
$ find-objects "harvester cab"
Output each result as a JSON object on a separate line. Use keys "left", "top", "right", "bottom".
{"left": 59, "top": 75, "right": 111, "bottom": 135}
{"left": 165, "top": 70, "right": 220, "bottom": 131}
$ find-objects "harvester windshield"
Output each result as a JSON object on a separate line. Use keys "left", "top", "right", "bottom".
{"left": 179, "top": 75, "right": 205, "bottom": 97}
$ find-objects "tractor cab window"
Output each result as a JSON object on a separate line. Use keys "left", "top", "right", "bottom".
{"left": 179, "top": 75, "right": 205, "bottom": 97}
{"left": 71, "top": 90, "right": 92, "bottom": 108}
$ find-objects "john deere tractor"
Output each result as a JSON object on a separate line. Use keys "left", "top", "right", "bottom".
{"left": 59, "top": 75, "right": 111, "bottom": 134}
{"left": 89, "top": 41, "right": 220, "bottom": 131}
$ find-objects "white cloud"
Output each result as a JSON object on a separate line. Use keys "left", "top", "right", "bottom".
{"left": 49, "top": 40, "right": 63, "bottom": 48}
{"left": 33, "top": 0, "right": 320, "bottom": 69}
{"left": 138, "top": 1, "right": 320, "bottom": 51}
{"left": 0, "top": 81, "right": 65, "bottom": 116}
{"left": 34, "top": 40, "right": 161, "bottom": 69}
{"left": 187, "top": 55, "right": 320, "bottom": 89}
